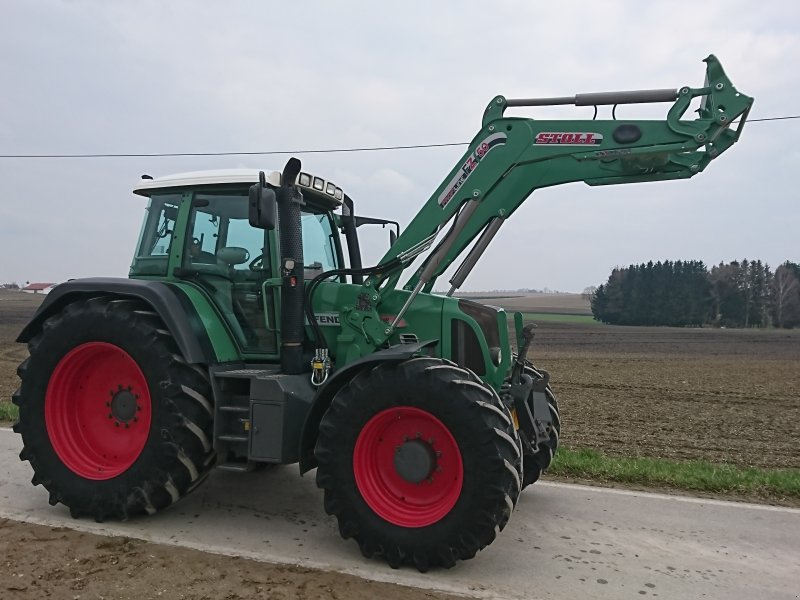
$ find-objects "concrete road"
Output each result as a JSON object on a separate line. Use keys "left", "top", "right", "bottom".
{"left": 0, "top": 428, "right": 797, "bottom": 600}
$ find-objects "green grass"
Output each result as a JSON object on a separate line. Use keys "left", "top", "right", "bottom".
{"left": 0, "top": 401, "right": 19, "bottom": 423}
{"left": 550, "top": 447, "right": 800, "bottom": 501}
{"left": 521, "top": 312, "right": 601, "bottom": 325}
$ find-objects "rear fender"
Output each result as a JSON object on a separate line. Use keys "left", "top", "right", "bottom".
{"left": 16, "top": 278, "right": 217, "bottom": 364}
{"left": 298, "top": 339, "right": 438, "bottom": 473}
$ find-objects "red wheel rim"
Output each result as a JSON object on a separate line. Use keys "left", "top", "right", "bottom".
{"left": 45, "top": 342, "right": 152, "bottom": 480}
{"left": 353, "top": 406, "right": 463, "bottom": 528}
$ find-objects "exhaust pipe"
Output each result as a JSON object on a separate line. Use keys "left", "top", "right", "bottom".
{"left": 277, "top": 158, "right": 306, "bottom": 374}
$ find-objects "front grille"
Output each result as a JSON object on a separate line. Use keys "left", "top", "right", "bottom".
{"left": 451, "top": 318, "right": 485, "bottom": 375}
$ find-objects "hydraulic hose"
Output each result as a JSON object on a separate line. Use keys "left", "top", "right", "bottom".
{"left": 304, "top": 258, "right": 402, "bottom": 350}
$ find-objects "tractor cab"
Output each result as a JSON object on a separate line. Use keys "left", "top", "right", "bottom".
{"left": 131, "top": 169, "right": 346, "bottom": 355}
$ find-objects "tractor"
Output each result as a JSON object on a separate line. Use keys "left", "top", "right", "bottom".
{"left": 13, "top": 56, "right": 752, "bottom": 571}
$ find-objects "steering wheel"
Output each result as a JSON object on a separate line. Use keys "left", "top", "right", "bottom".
{"left": 249, "top": 252, "right": 268, "bottom": 271}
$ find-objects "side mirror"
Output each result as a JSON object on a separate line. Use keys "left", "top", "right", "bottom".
{"left": 389, "top": 229, "right": 397, "bottom": 247}
{"left": 249, "top": 171, "right": 277, "bottom": 229}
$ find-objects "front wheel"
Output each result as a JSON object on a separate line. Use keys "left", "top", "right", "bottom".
{"left": 315, "top": 357, "right": 521, "bottom": 571}
{"left": 13, "top": 296, "right": 215, "bottom": 520}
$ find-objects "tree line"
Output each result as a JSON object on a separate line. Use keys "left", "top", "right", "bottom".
{"left": 591, "top": 259, "right": 800, "bottom": 328}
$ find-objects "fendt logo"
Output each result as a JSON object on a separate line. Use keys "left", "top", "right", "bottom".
{"left": 534, "top": 132, "right": 604, "bottom": 145}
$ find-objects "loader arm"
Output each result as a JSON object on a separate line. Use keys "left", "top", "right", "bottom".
{"left": 376, "top": 55, "right": 752, "bottom": 295}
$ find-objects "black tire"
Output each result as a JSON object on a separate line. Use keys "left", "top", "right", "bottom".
{"left": 12, "top": 296, "right": 215, "bottom": 521}
{"left": 519, "top": 365, "right": 560, "bottom": 489}
{"left": 314, "top": 357, "right": 522, "bottom": 571}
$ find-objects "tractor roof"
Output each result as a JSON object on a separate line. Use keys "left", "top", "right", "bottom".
{"left": 133, "top": 168, "right": 344, "bottom": 209}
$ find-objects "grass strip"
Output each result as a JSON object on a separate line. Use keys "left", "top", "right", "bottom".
{"left": 549, "top": 446, "right": 800, "bottom": 500}
{"left": 0, "top": 401, "right": 19, "bottom": 422}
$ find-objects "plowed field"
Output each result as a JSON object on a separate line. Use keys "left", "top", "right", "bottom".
{"left": 519, "top": 322, "right": 800, "bottom": 469}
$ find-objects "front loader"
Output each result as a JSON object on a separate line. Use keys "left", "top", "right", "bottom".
{"left": 13, "top": 56, "right": 752, "bottom": 570}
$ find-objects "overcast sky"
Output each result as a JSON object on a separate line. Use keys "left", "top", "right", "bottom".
{"left": 1, "top": 1, "right": 798, "bottom": 292}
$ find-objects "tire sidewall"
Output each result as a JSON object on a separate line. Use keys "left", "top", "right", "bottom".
{"left": 321, "top": 360, "right": 514, "bottom": 551}
{"left": 20, "top": 305, "right": 180, "bottom": 503}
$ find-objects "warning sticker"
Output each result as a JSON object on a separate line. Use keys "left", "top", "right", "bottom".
{"left": 438, "top": 132, "right": 507, "bottom": 208}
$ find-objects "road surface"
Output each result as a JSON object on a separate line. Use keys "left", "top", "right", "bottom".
{"left": 0, "top": 428, "right": 797, "bottom": 600}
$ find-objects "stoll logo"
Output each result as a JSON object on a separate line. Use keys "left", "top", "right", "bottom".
{"left": 534, "top": 132, "right": 604, "bottom": 145}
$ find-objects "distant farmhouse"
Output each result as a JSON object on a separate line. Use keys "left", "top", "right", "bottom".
{"left": 21, "top": 282, "right": 57, "bottom": 294}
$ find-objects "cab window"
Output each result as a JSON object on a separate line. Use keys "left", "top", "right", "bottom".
{"left": 130, "top": 193, "right": 181, "bottom": 276}
{"left": 301, "top": 211, "right": 339, "bottom": 271}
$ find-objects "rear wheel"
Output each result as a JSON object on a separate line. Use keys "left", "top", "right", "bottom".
{"left": 315, "top": 357, "right": 521, "bottom": 571}
{"left": 13, "top": 296, "right": 215, "bottom": 520}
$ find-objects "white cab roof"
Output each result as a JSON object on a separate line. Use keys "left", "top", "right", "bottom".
{"left": 133, "top": 169, "right": 281, "bottom": 195}
{"left": 132, "top": 168, "right": 344, "bottom": 207}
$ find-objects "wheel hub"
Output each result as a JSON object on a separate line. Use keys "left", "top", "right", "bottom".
{"left": 45, "top": 342, "right": 152, "bottom": 480}
{"left": 109, "top": 387, "right": 138, "bottom": 423}
{"left": 394, "top": 439, "right": 436, "bottom": 484}
{"left": 353, "top": 406, "right": 463, "bottom": 528}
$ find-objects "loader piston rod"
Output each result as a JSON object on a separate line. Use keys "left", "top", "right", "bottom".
{"left": 506, "top": 88, "right": 679, "bottom": 107}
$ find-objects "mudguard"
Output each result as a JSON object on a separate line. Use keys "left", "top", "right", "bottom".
{"left": 16, "top": 278, "right": 216, "bottom": 364}
{"left": 298, "top": 339, "right": 438, "bottom": 473}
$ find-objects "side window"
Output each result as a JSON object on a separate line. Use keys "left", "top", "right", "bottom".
{"left": 226, "top": 217, "right": 268, "bottom": 271}
{"left": 301, "top": 212, "right": 338, "bottom": 271}
{"left": 188, "top": 209, "right": 220, "bottom": 261}
{"left": 130, "top": 194, "right": 181, "bottom": 276}
{"left": 185, "top": 194, "right": 268, "bottom": 273}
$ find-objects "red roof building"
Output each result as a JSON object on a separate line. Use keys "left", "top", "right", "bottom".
{"left": 21, "top": 282, "right": 57, "bottom": 294}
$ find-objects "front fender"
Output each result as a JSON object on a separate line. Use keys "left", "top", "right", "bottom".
{"left": 298, "top": 339, "right": 438, "bottom": 473}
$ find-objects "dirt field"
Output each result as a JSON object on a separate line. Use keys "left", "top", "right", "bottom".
{"left": 518, "top": 321, "right": 800, "bottom": 469}
{"left": 0, "top": 519, "right": 461, "bottom": 600}
{"left": 0, "top": 292, "right": 43, "bottom": 408}
{"left": 460, "top": 292, "right": 593, "bottom": 315}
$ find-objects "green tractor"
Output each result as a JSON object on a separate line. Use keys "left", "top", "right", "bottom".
{"left": 13, "top": 56, "right": 751, "bottom": 570}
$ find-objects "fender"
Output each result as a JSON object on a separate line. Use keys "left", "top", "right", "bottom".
{"left": 298, "top": 339, "right": 438, "bottom": 473}
{"left": 16, "top": 277, "right": 216, "bottom": 364}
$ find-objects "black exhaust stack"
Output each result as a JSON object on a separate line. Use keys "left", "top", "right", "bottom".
{"left": 277, "top": 158, "right": 306, "bottom": 374}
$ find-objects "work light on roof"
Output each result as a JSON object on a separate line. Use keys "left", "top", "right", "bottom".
{"left": 334, "top": 187, "right": 343, "bottom": 200}
{"left": 298, "top": 173, "right": 311, "bottom": 187}
{"left": 312, "top": 177, "right": 324, "bottom": 191}
{"left": 326, "top": 182, "right": 336, "bottom": 196}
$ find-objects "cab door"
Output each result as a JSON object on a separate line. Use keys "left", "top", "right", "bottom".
{"left": 183, "top": 191, "right": 278, "bottom": 356}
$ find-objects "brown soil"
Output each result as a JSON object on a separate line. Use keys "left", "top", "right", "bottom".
{"left": 522, "top": 321, "right": 800, "bottom": 469}
{"left": 0, "top": 291, "right": 42, "bottom": 406}
{"left": 461, "top": 292, "right": 592, "bottom": 315}
{"left": 0, "top": 519, "right": 461, "bottom": 600}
